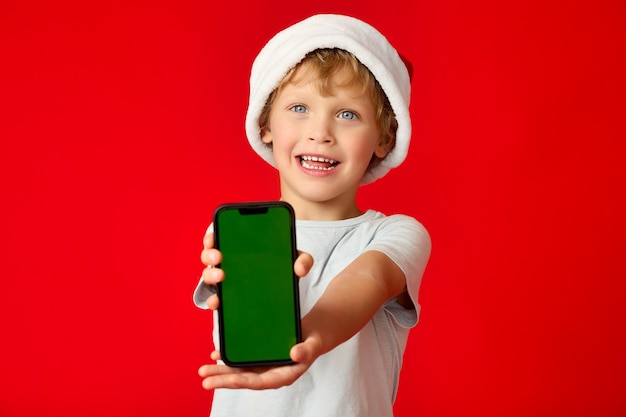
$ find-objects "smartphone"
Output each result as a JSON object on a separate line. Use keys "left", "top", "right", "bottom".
{"left": 213, "top": 200, "right": 301, "bottom": 367}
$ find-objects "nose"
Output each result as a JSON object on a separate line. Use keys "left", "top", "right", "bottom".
{"left": 307, "top": 115, "right": 335, "bottom": 144}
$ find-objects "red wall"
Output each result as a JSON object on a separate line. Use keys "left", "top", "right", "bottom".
{"left": 1, "top": 1, "right": 625, "bottom": 416}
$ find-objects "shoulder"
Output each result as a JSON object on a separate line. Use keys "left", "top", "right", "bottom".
{"left": 364, "top": 211, "right": 431, "bottom": 272}
{"left": 369, "top": 211, "right": 431, "bottom": 244}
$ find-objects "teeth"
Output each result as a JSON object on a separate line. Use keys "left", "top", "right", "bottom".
{"left": 300, "top": 155, "right": 338, "bottom": 171}
{"left": 301, "top": 155, "right": 337, "bottom": 164}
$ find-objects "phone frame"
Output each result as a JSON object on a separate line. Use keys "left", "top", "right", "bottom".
{"left": 213, "top": 200, "right": 302, "bottom": 367}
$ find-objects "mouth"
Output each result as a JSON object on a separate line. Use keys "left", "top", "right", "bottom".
{"left": 299, "top": 155, "right": 339, "bottom": 171}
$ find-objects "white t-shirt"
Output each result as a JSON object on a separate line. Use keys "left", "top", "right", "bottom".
{"left": 193, "top": 210, "right": 431, "bottom": 417}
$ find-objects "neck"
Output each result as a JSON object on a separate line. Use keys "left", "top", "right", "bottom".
{"left": 280, "top": 196, "right": 363, "bottom": 221}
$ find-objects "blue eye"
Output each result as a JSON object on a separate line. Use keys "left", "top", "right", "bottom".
{"left": 291, "top": 105, "right": 307, "bottom": 113}
{"left": 339, "top": 110, "right": 358, "bottom": 120}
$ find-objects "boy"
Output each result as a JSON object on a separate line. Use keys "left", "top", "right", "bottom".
{"left": 194, "top": 14, "right": 431, "bottom": 417}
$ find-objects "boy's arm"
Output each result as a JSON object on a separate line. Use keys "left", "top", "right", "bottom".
{"left": 198, "top": 247, "right": 406, "bottom": 390}
{"left": 297, "top": 249, "right": 406, "bottom": 359}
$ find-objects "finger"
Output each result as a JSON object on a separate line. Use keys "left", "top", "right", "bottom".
{"left": 199, "top": 363, "right": 309, "bottom": 390}
{"left": 290, "top": 341, "right": 312, "bottom": 364}
{"left": 210, "top": 350, "right": 221, "bottom": 361}
{"left": 201, "top": 264, "right": 224, "bottom": 285}
{"left": 202, "top": 233, "right": 214, "bottom": 250}
{"left": 201, "top": 372, "right": 250, "bottom": 390}
{"left": 198, "top": 365, "right": 254, "bottom": 390}
{"left": 206, "top": 294, "right": 220, "bottom": 310}
{"left": 198, "top": 363, "right": 237, "bottom": 378}
{"left": 290, "top": 334, "right": 323, "bottom": 364}
{"left": 294, "top": 251, "right": 314, "bottom": 278}
{"left": 200, "top": 248, "right": 223, "bottom": 266}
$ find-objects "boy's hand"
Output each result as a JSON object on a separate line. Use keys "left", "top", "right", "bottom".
{"left": 198, "top": 335, "right": 322, "bottom": 390}
{"left": 198, "top": 231, "right": 316, "bottom": 389}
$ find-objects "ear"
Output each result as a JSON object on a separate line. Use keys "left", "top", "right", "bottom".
{"left": 374, "top": 140, "right": 390, "bottom": 159}
{"left": 261, "top": 129, "right": 272, "bottom": 144}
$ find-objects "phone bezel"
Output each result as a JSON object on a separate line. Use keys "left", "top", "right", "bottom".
{"left": 213, "top": 200, "right": 302, "bottom": 367}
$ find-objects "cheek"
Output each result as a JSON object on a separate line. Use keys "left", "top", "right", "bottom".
{"left": 356, "top": 135, "right": 383, "bottom": 163}
{"left": 268, "top": 121, "right": 299, "bottom": 150}
{"left": 268, "top": 131, "right": 296, "bottom": 165}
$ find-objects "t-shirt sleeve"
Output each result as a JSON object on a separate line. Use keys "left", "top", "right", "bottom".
{"left": 193, "top": 279, "right": 216, "bottom": 310}
{"left": 365, "top": 215, "right": 431, "bottom": 328}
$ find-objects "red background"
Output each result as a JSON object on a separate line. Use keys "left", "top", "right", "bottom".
{"left": 1, "top": 1, "right": 625, "bottom": 416}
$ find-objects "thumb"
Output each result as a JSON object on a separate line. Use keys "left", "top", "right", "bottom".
{"left": 290, "top": 336, "right": 322, "bottom": 364}
{"left": 294, "top": 251, "right": 313, "bottom": 279}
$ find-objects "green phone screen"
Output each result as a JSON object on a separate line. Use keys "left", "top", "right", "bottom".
{"left": 214, "top": 201, "right": 301, "bottom": 367}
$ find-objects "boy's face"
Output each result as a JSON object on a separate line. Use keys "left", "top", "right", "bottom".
{"left": 261, "top": 65, "right": 387, "bottom": 210}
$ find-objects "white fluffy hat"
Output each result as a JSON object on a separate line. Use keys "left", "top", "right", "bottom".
{"left": 245, "top": 14, "right": 412, "bottom": 184}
